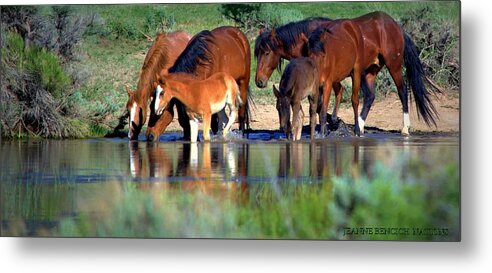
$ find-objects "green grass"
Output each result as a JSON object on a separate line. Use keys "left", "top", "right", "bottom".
{"left": 49, "top": 159, "right": 459, "bottom": 240}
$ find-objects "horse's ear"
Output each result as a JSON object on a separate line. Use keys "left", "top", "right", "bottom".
{"left": 272, "top": 84, "right": 280, "bottom": 98}
{"left": 125, "top": 84, "right": 133, "bottom": 97}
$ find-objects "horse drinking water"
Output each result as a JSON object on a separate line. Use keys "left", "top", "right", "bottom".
{"left": 273, "top": 57, "right": 320, "bottom": 140}
{"left": 146, "top": 26, "right": 251, "bottom": 142}
{"left": 255, "top": 12, "right": 439, "bottom": 136}
{"left": 125, "top": 31, "right": 191, "bottom": 140}
{"left": 154, "top": 72, "right": 243, "bottom": 143}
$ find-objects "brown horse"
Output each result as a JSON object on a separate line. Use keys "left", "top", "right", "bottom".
{"left": 273, "top": 57, "right": 320, "bottom": 140}
{"left": 154, "top": 72, "right": 243, "bottom": 142}
{"left": 125, "top": 31, "right": 191, "bottom": 140}
{"left": 307, "top": 20, "right": 368, "bottom": 136}
{"left": 255, "top": 11, "right": 438, "bottom": 136}
{"left": 146, "top": 26, "right": 251, "bottom": 142}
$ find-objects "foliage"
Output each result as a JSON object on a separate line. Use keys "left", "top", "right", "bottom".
{"left": 50, "top": 160, "right": 459, "bottom": 240}
{"left": 144, "top": 7, "right": 175, "bottom": 35}
{"left": 0, "top": 6, "right": 93, "bottom": 138}
{"left": 400, "top": 6, "right": 460, "bottom": 91}
{"left": 220, "top": 3, "right": 304, "bottom": 36}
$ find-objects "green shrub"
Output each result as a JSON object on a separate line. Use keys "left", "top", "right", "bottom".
{"left": 106, "top": 19, "right": 140, "bottom": 40}
{"left": 25, "top": 48, "right": 71, "bottom": 99}
{"left": 220, "top": 3, "right": 304, "bottom": 36}
{"left": 144, "top": 7, "right": 175, "bottom": 35}
{"left": 401, "top": 6, "right": 459, "bottom": 91}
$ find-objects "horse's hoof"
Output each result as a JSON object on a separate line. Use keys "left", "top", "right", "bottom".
{"left": 401, "top": 127, "right": 410, "bottom": 136}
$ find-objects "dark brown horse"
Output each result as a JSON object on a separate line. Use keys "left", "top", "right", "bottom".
{"left": 255, "top": 11, "right": 438, "bottom": 136}
{"left": 273, "top": 57, "right": 320, "bottom": 140}
{"left": 125, "top": 31, "right": 191, "bottom": 140}
{"left": 146, "top": 26, "right": 251, "bottom": 142}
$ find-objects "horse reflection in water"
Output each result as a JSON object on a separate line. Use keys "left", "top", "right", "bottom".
{"left": 128, "top": 142, "right": 249, "bottom": 200}
{"left": 128, "top": 139, "right": 376, "bottom": 199}
{"left": 275, "top": 140, "right": 374, "bottom": 182}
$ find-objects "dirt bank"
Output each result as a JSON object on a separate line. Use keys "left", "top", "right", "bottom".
{"left": 161, "top": 92, "right": 459, "bottom": 134}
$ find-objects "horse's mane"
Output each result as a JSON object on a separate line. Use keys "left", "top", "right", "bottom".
{"left": 254, "top": 17, "right": 330, "bottom": 57}
{"left": 169, "top": 30, "right": 213, "bottom": 75}
{"left": 307, "top": 26, "right": 332, "bottom": 55}
{"left": 134, "top": 32, "right": 174, "bottom": 103}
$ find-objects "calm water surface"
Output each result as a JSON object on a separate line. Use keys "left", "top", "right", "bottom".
{"left": 0, "top": 132, "right": 459, "bottom": 237}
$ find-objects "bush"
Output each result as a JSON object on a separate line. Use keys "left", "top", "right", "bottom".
{"left": 1, "top": 6, "right": 93, "bottom": 138}
{"left": 401, "top": 6, "right": 459, "bottom": 91}
{"left": 220, "top": 3, "right": 304, "bottom": 36}
{"left": 144, "top": 7, "right": 175, "bottom": 35}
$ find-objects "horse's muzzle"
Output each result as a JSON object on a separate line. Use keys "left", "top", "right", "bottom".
{"left": 147, "top": 133, "right": 157, "bottom": 142}
{"left": 256, "top": 80, "right": 267, "bottom": 89}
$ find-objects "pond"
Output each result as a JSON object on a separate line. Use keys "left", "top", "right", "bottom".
{"left": 0, "top": 131, "right": 459, "bottom": 240}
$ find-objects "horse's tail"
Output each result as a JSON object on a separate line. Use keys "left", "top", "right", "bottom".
{"left": 403, "top": 32, "right": 439, "bottom": 127}
{"left": 235, "top": 83, "right": 244, "bottom": 108}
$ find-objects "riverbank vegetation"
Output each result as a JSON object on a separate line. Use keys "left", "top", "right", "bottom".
{"left": 0, "top": 2, "right": 460, "bottom": 139}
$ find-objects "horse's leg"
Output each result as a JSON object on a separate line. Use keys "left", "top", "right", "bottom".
{"left": 217, "top": 108, "right": 228, "bottom": 135}
{"left": 223, "top": 103, "right": 237, "bottom": 138}
{"left": 319, "top": 82, "right": 332, "bottom": 137}
{"left": 237, "top": 79, "right": 249, "bottom": 132}
{"left": 308, "top": 94, "right": 318, "bottom": 139}
{"left": 351, "top": 70, "right": 362, "bottom": 137}
{"left": 291, "top": 102, "right": 302, "bottom": 141}
{"left": 211, "top": 113, "right": 219, "bottom": 135}
{"left": 358, "top": 72, "right": 377, "bottom": 135}
{"left": 188, "top": 116, "right": 200, "bottom": 143}
{"left": 177, "top": 101, "right": 191, "bottom": 141}
{"left": 332, "top": 82, "right": 344, "bottom": 123}
{"left": 387, "top": 65, "right": 410, "bottom": 135}
{"left": 202, "top": 113, "right": 211, "bottom": 142}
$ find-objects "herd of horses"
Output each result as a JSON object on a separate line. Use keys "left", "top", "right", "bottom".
{"left": 125, "top": 11, "right": 439, "bottom": 142}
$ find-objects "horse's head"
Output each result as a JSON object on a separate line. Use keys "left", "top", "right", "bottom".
{"left": 125, "top": 85, "right": 147, "bottom": 140}
{"left": 255, "top": 29, "right": 282, "bottom": 89}
{"left": 154, "top": 76, "right": 173, "bottom": 117}
{"left": 273, "top": 85, "right": 291, "bottom": 135}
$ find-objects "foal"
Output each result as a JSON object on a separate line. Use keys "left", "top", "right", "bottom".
{"left": 154, "top": 72, "right": 243, "bottom": 142}
{"left": 273, "top": 57, "right": 320, "bottom": 141}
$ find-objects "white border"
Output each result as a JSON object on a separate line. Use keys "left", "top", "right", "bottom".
{"left": 2, "top": 0, "right": 490, "bottom": 272}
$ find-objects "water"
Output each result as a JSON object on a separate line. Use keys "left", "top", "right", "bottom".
{"left": 0, "top": 132, "right": 459, "bottom": 239}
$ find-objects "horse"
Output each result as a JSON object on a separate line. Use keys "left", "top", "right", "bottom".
{"left": 254, "top": 11, "right": 439, "bottom": 136}
{"left": 154, "top": 72, "right": 243, "bottom": 142}
{"left": 273, "top": 57, "right": 320, "bottom": 140}
{"left": 146, "top": 26, "right": 251, "bottom": 142}
{"left": 125, "top": 31, "right": 191, "bottom": 140}
{"left": 306, "top": 20, "right": 369, "bottom": 136}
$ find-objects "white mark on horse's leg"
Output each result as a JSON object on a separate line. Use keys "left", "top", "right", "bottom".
{"left": 402, "top": 112, "right": 410, "bottom": 136}
{"left": 155, "top": 85, "right": 163, "bottom": 113}
{"left": 129, "top": 102, "right": 137, "bottom": 138}
{"left": 189, "top": 118, "right": 199, "bottom": 143}
{"left": 358, "top": 115, "right": 365, "bottom": 134}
